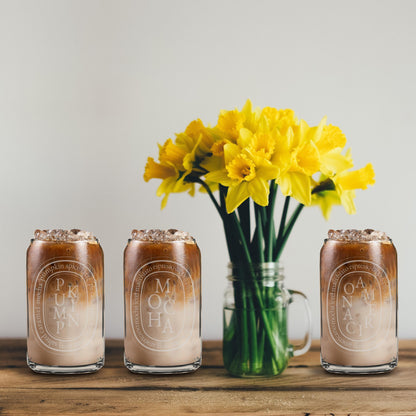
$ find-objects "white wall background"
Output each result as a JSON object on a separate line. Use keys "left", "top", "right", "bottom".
{"left": 1, "top": 0, "right": 415, "bottom": 340}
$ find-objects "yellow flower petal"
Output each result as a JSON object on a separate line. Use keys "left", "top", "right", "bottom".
{"left": 336, "top": 163, "right": 375, "bottom": 191}
{"left": 279, "top": 172, "right": 312, "bottom": 205}
{"left": 315, "top": 124, "right": 347, "bottom": 155}
{"left": 184, "top": 119, "right": 205, "bottom": 138}
{"left": 200, "top": 154, "right": 225, "bottom": 172}
{"left": 205, "top": 169, "right": 234, "bottom": 186}
{"left": 143, "top": 157, "right": 176, "bottom": 182}
{"left": 225, "top": 182, "right": 250, "bottom": 213}
{"left": 217, "top": 109, "right": 245, "bottom": 141}
{"left": 260, "top": 107, "right": 298, "bottom": 133}
{"left": 247, "top": 178, "right": 269, "bottom": 206}
{"left": 271, "top": 131, "right": 292, "bottom": 173}
{"left": 339, "top": 190, "right": 356, "bottom": 215}
{"left": 295, "top": 141, "right": 320, "bottom": 175}
{"left": 211, "top": 139, "right": 229, "bottom": 157}
{"left": 320, "top": 150, "right": 354, "bottom": 176}
{"left": 238, "top": 128, "right": 253, "bottom": 149}
{"left": 159, "top": 139, "right": 186, "bottom": 168}
{"left": 156, "top": 176, "right": 177, "bottom": 197}
{"left": 308, "top": 116, "right": 326, "bottom": 143}
{"left": 255, "top": 162, "right": 280, "bottom": 181}
{"left": 312, "top": 190, "right": 341, "bottom": 220}
{"left": 241, "top": 99, "right": 260, "bottom": 132}
{"left": 223, "top": 143, "right": 242, "bottom": 165}
{"left": 183, "top": 119, "right": 216, "bottom": 155}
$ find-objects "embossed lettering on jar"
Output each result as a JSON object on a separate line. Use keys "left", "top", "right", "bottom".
{"left": 320, "top": 229, "right": 397, "bottom": 374}
{"left": 26, "top": 229, "right": 104, "bottom": 374}
{"left": 124, "top": 229, "right": 201, "bottom": 374}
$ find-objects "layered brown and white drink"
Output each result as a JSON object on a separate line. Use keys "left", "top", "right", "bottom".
{"left": 124, "top": 229, "right": 201, "bottom": 374}
{"left": 320, "top": 229, "right": 397, "bottom": 374}
{"left": 27, "top": 229, "right": 104, "bottom": 374}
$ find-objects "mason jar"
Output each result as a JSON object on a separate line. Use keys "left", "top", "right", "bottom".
{"left": 223, "top": 262, "right": 312, "bottom": 377}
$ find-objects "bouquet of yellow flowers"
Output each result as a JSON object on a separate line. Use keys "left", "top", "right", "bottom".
{"left": 144, "top": 100, "right": 375, "bottom": 376}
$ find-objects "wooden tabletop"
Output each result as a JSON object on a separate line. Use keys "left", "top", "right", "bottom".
{"left": 1, "top": 339, "right": 416, "bottom": 415}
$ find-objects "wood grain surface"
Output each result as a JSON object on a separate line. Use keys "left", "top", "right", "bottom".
{"left": 1, "top": 339, "right": 416, "bottom": 415}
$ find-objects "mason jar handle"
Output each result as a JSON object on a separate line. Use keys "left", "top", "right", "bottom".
{"left": 288, "top": 289, "right": 312, "bottom": 357}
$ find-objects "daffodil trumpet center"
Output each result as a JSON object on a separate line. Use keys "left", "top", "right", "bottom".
{"left": 227, "top": 155, "right": 256, "bottom": 183}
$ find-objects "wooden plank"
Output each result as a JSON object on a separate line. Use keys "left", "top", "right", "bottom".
{"left": 3, "top": 338, "right": 416, "bottom": 367}
{"left": 2, "top": 389, "right": 416, "bottom": 415}
{"left": 1, "top": 339, "right": 416, "bottom": 415}
{"left": 2, "top": 362, "right": 416, "bottom": 391}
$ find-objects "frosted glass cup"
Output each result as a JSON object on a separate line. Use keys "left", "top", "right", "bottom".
{"left": 320, "top": 229, "right": 398, "bottom": 374}
{"left": 124, "top": 229, "right": 201, "bottom": 374}
{"left": 26, "top": 229, "right": 104, "bottom": 374}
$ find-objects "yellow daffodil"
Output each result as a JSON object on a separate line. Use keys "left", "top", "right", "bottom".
{"left": 238, "top": 120, "right": 277, "bottom": 160}
{"left": 144, "top": 119, "right": 216, "bottom": 208}
{"left": 216, "top": 108, "right": 245, "bottom": 142}
{"left": 143, "top": 157, "right": 176, "bottom": 182}
{"left": 335, "top": 163, "right": 375, "bottom": 191}
{"left": 144, "top": 100, "right": 374, "bottom": 223}
{"left": 177, "top": 119, "right": 217, "bottom": 160}
{"left": 272, "top": 121, "right": 321, "bottom": 206}
{"left": 260, "top": 107, "right": 298, "bottom": 134}
{"left": 216, "top": 99, "right": 262, "bottom": 141}
{"left": 144, "top": 156, "right": 195, "bottom": 208}
{"left": 158, "top": 139, "right": 186, "bottom": 168}
{"left": 313, "top": 121, "right": 354, "bottom": 176}
{"left": 206, "top": 143, "right": 279, "bottom": 213}
{"left": 312, "top": 163, "right": 375, "bottom": 218}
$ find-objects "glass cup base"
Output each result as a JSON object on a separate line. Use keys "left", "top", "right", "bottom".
{"left": 27, "top": 356, "right": 104, "bottom": 374}
{"left": 124, "top": 356, "right": 201, "bottom": 374}
{"left": 321, "top": 357, "right": 398, "bottom": 375}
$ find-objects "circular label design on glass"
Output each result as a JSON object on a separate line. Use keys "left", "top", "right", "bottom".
{"left": 326, "top": 260, "right": 392, "bottom": 352}
{"left": 32, "top": 260, "right": 98, "bottom": 352}
{"left": 130, "top": 260, "right": 196, "bottom": 352}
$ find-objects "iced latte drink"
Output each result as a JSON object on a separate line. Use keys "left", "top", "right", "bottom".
{"left": 124, "top": 229, "right": 201, "bottom": 374}
{"left": 320, "top": 229, "right": 397, "bottom": 374}
{"left": 27, "top": 229, "right": 104, "bottom": 374}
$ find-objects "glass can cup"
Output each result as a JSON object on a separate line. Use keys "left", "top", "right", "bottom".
{"left": 124, "top": 229, "right": 201, "bottom": 374}
{"left": 320, "top": 229, "right": 398, "bottom": 374}
{"left": 223, "top": 262, "right": 312, "bottom": 377}
{"left": 26, "top": 229, "right": 104, "bottom": 374}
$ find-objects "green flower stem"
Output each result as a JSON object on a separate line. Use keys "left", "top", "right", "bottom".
{"left": 217, "top": 187, "right": 250, "bottom": 370}
{"left": 195, "top": 179, "right": 225, "bottom": 221}
{"left": 227, "top": 209, "right": 279, "bottom": 366}
{"left": 219, "top": 187, "right": 274, "bottom": 372}
{"left": 266, "top": 182, "right": 278, "bottom": 262}
{"left": 263, "top": 185, "right": 278, "bottom": 366}
{"left": 254, "top": 206, "right": 265, "bottom": 263}
{"left": 227, "top": 210, "right": 259, "bottom": 372}
{"left": 250, "top": 228, "right": 260, "bottom": 263}
{"left": 220, "top": 187, "right": 279, "bottom": 368}
{"left": 277, "top": 196, "right": 290, "bottom": 242}
{"left": 258, "top": 327, "right": 266, "bottom": 366}
{"left": 238, "top": 199, "right": 251, "bottom": 244}
{"left": 275, "top": 203, "right": 304, "bottom": 262}
{"left": 248, "top": 297, "right": 259, "bottom": 372}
